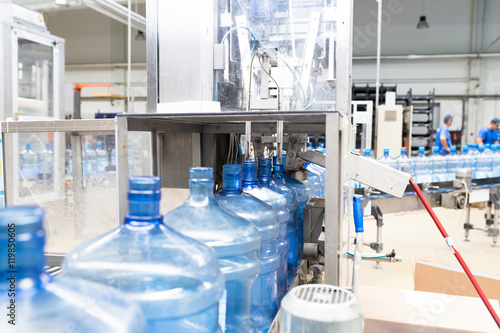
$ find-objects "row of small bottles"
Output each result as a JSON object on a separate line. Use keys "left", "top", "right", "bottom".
{"left": 364, "top": 144, "right": 500, "bottom": 184}
{"left": 19, "top": 143, "right": 54, "bottom": 180}
{"left": 66, "top": 142, "right": 112, "bottom": 177}
{"left": 1, "top": 157, "right": 321, "bottom": 333}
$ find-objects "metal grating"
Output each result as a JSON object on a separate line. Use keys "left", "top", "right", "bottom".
{"left": 294, "top": 285, "right": 353, "bottom": 304}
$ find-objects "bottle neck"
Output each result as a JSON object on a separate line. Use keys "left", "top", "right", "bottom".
{"left": 188, "top": 179, "right": 215, "bottom": 205}
{"left": 125, "top": 176, "right": 162, "bottom": 226}
{"left": 222, "top": 173, "right": 243, "bottom": 194}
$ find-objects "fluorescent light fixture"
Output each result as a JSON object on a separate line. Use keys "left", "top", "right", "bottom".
{"left": 416, "top": 15, "right": 429, "bottom": 29}
{"left": 82, "top": 0, "right": 146, "bottom": 31}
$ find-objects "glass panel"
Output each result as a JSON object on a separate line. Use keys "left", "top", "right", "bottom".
{"left": 17, "top": 38, "right": 54, "bottom": 118}
{"left": 8, "top": 130, "right": 119, "bottom": 254}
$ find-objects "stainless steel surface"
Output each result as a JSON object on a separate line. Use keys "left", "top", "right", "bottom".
{"left": 299, "top": 150, "right": 325, "bottom": 168}
{"left": 146, "top": 0, "right": 157, "bottom": 113}
{"left": 303, "top": 197, "right": 325, "bottom": 244}
{"left": 1, "top": 119, "right": 115, "bottom": 134}
{"left": 345, "top": 153, "right": 410, "bottom": 198}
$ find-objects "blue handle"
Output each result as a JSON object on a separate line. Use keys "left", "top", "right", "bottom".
{"left": 353, "top": 195, "right": 364, "bottom": 233}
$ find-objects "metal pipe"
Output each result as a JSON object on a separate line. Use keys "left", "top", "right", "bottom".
{"left": 374, "top": 0, "right": 382, "bottom": 109}
{"left": 127, "top": 0, "right": 132, "bottom": 113}
{"left": 354, "top": 52, "right": 500, "bottom": 61}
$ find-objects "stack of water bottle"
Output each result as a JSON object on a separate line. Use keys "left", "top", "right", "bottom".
{"left": 1, "top": 157, "right": 324, "bottom": 333}
{"left": 362, "top": 143, "right": 500, "bottom": 186}
{"left": 19, "top": 142, "right": 54, "bottom": 181}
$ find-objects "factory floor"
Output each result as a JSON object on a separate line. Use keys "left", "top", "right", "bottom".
{"left": 358, "top": 205, "right": 500, "bottom": 289}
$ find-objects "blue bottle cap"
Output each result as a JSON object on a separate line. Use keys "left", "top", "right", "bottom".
{"left": 26, "top": 143, "right": 31, "bottom": 150}
{"left": 451, "top": 146, "right": 457, "bottom": 152}
{"left": 383, "top": 147, "right": 389, "bottom": 154}
{"left": 433, "top": 146, "right": 439, "bottom": 153}
{"left": 478, "top": 145, "right": 485, "bottom": 152}
{"left": 418, "top": 147, "right": 425, "bottom": 154}
{"left": 97, "top": 142, "right": 102, "bottom": 148}
{"left": 463, "top": 146, "right": 469, "bottom": 152}
{"left": 364, "top": 148, "right": 371, "bottom": 155}
{"left": 400, "top": 147, "right": 407, "bottom": 153}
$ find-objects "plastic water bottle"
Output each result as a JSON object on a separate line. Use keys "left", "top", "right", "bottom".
{"left": 485, "top": 144, "right": 493, "bottom": 155}
{"left": 19, "top": 143, "right": 38, "bottom": 179}
{"left": 446, "top": 146, "right": 461, "bottom": 181}
{"left": 83, "top": 142, "right": 96, "bottom": 175}
{"left": 272, "top": 156, "right": 308, "bottom": 263}
{"left": 242, "top": 161, "right": 290, "bottom": 306}
{"left": 491, "top": 145, "right": 500, "bottom": 177}
{"left": 215, "top": 164, "right": 279, "bottom": 333}
{"left": 462, "top": 146, "right": 477, "bottom": 178}
{"left": 430, "top": 146, "right": 447, "bottom": 182}
{"left": 305, "top": 163, "right": 325, "bottom": 197}
{"left": 1, "top": 206, "right": 147, "bottom": 333}
{"left": 476, "top": 145, "right": 493, "bottom": 179}
{"left": 377, "top": 147, "right": 398, "bottom": 169}
{"left": 412, "top": 147, "right": 433, "bottom": 183}
{"left": 258, "top": 158, "right": 299, "bottom": 288}
{"left": 63, "top": 176, "right": 224, "bottom": 332}
{"left": 164, "top": 168, "right": 261, "bottom": 333}
{"left": 467, "top": 143, "right": 479, "bottom": 155}
{"left": 396, "top": 147, "right": 412, "bottom": 174}
{"left": 305, "top": 164, "right": 322, "bottom": 197}
{"left": 96, "top": 142, "right": 108, "bottom": 173}
{"left": 38, "top": 142, "right": 54, "bottom": 181}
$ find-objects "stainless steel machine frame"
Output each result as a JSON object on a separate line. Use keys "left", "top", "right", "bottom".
{"left": 115, "top": 111, "right": 348, "bottom": 285}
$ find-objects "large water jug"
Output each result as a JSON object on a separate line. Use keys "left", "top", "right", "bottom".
{"left": 476, "top": 145, "right": 493, "bottom": 179}
{"left": 38, "top": 142, "right": 54, "bottom": 181}
{"left": 258, "top": 158, "right": 299, "bottom": 287}
{"left": 96, "top": 142, "right": 108, "bottom": 173}
{"left": 412, "top": 147, "right": 433, "bottom": 183}
{"left": 462, "top": 146, "right": 477, "bottom": 178}
{"left": 0, "top": 206, "right": 147, "bottom": 333}
{"left": 164, "top": 167, "right": 261, "bottom": 333}
{"left": 377, "top": 147, "right": 398, "bottom": 169}
{"left": 305, "top": 163, "right": 326, "bottom": 197}
{"left": 272, "top": 156, "right": 308, "bottom": 262}
{"left": 19, "top": 143, "right": 38, "bottom": 179}
{"left": 430, "top": 146, "right": 447, "bottom": 182}
{"left": 363, "top": 148, "right": 372, "bottom": 158}
{"left": 83, "top": 142, "right": 96, "bottom": 175}
{"left": 242, "top": 161, "right": 290, "bottom": 306}
{"left": 446, "top": 146, "right": 461, "bottom": 181}
{"left": 485, "top": 143, "right": 493, "bottom": 155}
{"left": 63, "top": 176, "right": 225, "bottom": 332}
{"left": 396, "top": 147, "right": 412, "bottom": 174}
{"left": 491, "top": 145, "right": 500, "bottom": 177}
{"left": 215, "top": 164, "right": 279, "bottom": 333}
{"left": 305, "top": 164, "right": 322, "bottom": 198}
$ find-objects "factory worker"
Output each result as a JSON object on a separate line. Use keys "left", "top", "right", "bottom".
{"left": 476, "top": 118, "right": 500, "bottom": 145}
{"left": 436, "top": 114, "right": 453, "bottom": 155}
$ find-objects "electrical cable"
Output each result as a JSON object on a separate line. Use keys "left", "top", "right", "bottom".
{"left": 409, "top": 176, "right": 500, "bottom": 328}
{"left": 216, "top": 26, "right": 263, "bottom": 102}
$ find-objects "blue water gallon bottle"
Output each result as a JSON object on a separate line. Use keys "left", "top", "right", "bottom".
{"left": 215, "top": 164, "right": 279, "bottom": 333}
{"left": 19, "top": 143, "right": 38, "bottom": 179}
{"left": 63, "top": 176, "right": 224, "bottom": 332}
{"left": 396, "top": 147, "right": 412, "bottom": 174}
{"left": 0, "top": 206, "right": 146, "bottom": 332}
{"left": 96, "top": 142, "right": 108, "bottom": 173}
{"left": 83, "top": 142, "right": 96, "bottom": 175}
{"left": 430, "top": 146, "right": 447, "bottom": 182}
{"left": 412, "top": 147, "right": 433, "bottom": 183}
{"left": 258, "top": 158, "right": 299, "bottom": 287}
{"left": 272, "top": 156, "right": 308, "bottom": 263}
{"left": 164, "top": 167, "right": 261, "bottom": 333}
{"left": 242, "top": 161, "right": 290, "bottom": 306}
{"left": 38, "top": 142, "right": 54, "bottom": 180}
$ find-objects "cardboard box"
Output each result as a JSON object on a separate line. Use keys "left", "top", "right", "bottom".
{"left": 414, "top": 260, "right": 500, "bottom": 303}
{"left": 358, "top": 285, "right": 500, "bottom": 332}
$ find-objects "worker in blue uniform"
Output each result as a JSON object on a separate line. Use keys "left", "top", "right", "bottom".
{"left": 436, "top": 114, "right": 453, "bottom": 155}
{"left": 476, "top": 118, "right": 500, "bottom": 145}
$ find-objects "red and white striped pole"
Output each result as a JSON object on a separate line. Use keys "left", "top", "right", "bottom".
{"left": 409, "top": 176, "right": 500, "bottom": 328}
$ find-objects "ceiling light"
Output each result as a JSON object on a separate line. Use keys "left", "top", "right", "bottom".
{"left": 135, "top": 31, "right": 145, "bottom": 41}
{"left": 417, "top": 15, "right": 429, "bottom": 29}
{"left": 417, "top": 0, "right": 429, "bottom": 29}
{"left": 54, "top": 0, "right": 70, "bottom": 6}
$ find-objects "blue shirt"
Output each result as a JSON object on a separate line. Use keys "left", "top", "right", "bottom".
{"left": 477, "top": 126, "right": 499, "bottom": 145}
{"left": 436, "top": 124, "right": 451, "bottom": 154}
